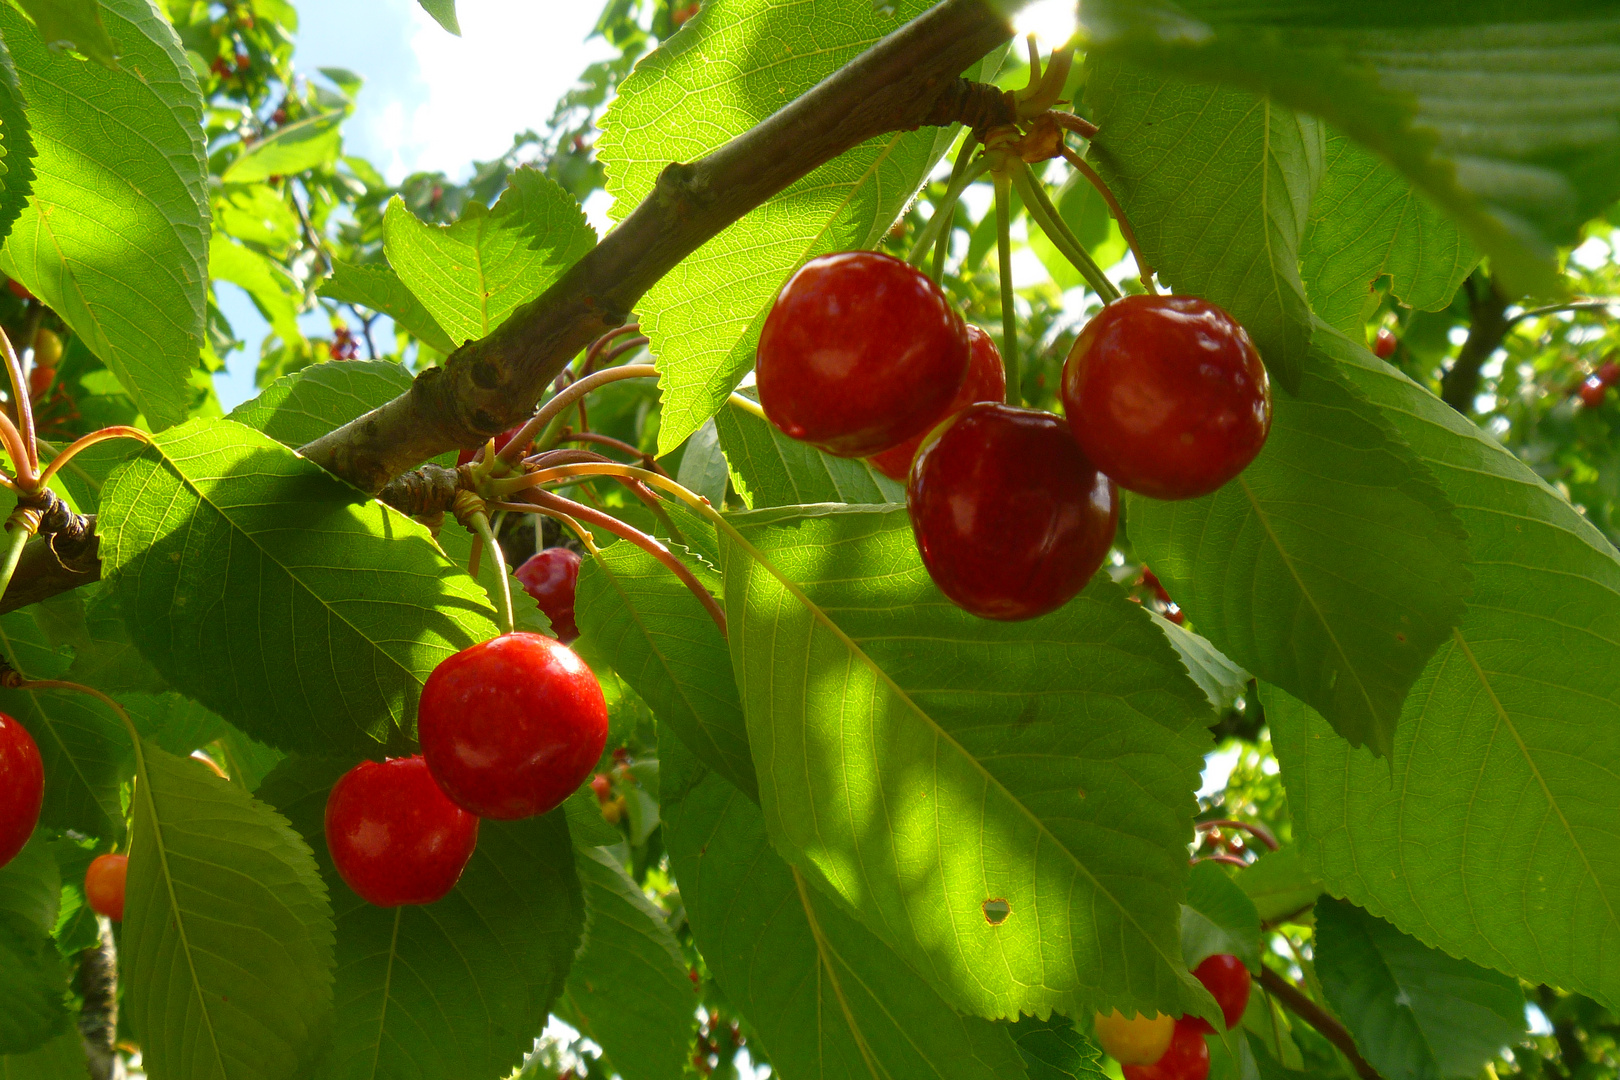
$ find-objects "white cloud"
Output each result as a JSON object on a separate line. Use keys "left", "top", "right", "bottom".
{"left": 382, "top": 0, "right": 620, "bottom": 182}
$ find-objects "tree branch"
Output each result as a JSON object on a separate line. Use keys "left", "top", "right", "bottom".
{"left": 1257, "top": 966, "right": 1382, "bottom": 1080}
{"left": 1440, "top": 272, "right": 1511, "bottom": 415}
{"left": 0, "top": 0, "right": 1019, "bottom": 614}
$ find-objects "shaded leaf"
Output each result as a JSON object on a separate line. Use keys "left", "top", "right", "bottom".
{"left": 1314, "top": 897, "right": 1526, "bottom": 1080}
{"left": 316, "top": 261, "right": 455, "bottom": 353}
{"left": 662, "top": 739, "right": 1029, "bottom": 1080}
{"left": 1010, "top": 1016, "right": 1110, "bottom": 1080}
{"left": 13, "top": 0, "right": 119, "bottom": 67}
{"left": 223, "top": 112, "right": 343, "bottom": 184}
{"left": 63, "top": 587, "right": 166, "bottom": 694}
{"left": 99, "top": 418, "right": 500, "bottom": 752}
{"left": 0, "top": 913, "right": 68, "bottom": 1054}
{"left": 258, "top": 756, "right": 585, "bottom": 1080}
{"left": 1235, "top": 848, "right": 1321, "bottom": 927}
{"left": 1126, "top": 350, "right": 1471, "bottom": 758}
{"left": 723, "top": 503, "right": 1215, "bottom": 1021}
{"left": 1153, "top": 613, "right": 1251, "bottom": 714}
{"left": 123, "top": 745, "right": 335, "bottom": 1080}
{"left": 210, "top": 235, "right": 303, "bottom": 346}
{"left": 0, "top": 0, "right": 207, "bottom": 429}
{"left": 712, "top": 391, "right": 902, "bottom": 508}
{"left": 0, "top": 837, "right": 59, "bottom": 936}
{"left": 674, "top": 418, "right": 728, "bottom": 510}
{"left": 1182, "top": 860, "right": 1262, "bottom": 972}
{"left": 0, "top": 1031, "right": 89, "bottom": 1079}
{"left": 0, "top": 32, "right": 35, "bottom": 246}
{"left": 562, "top": 848, "right": 696, "bottom": 1080}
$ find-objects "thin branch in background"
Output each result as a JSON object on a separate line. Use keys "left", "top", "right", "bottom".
{"left": 77, "top": 920, "right": 124, "bottom": 1080}
{"left": 1440, "top": 272, "right": 1510, "bottom": 415}
{"left": 1256, "top": 966, "right": 1382, "bottom": 1080}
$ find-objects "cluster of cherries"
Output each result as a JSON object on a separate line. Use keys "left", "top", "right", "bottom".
{"left": 756, "top": 251, "right": 1271, "bottom": 621}
{"left": 1093, "top": 953, "right": 1251, "bottom": 1080}
{"left": 325, "top": 544, "right": 598, "bottom": 907}
{"left": 1577, "top": 355, "right": 1620, "bottom": 410}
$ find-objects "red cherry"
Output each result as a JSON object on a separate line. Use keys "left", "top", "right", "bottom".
{"left": 325, "top": 756, "right": 478, "bottom": 907}
{"left": 1190, "top": 954, "right": 1251, "bottom": 1031}
{"left": 589, "top": 773, "right": 612, "bottom": 802}
{"left": 1579, "top": 376, "right": 1608, "bottom": 409}
{"left": 456, "top": 424, "right": 525, "bottom": 467}
{"left": 85, "top": 853, "right": 128, "bottom": 921}
{"left": 1123, "top": 1018, "right": 1210, "bottom": 1080}
{"left": 28, "top": 365, "right": 53, "bottom": 401}
{"left": 1061, "top": 295, "right": 1270, "bottom": 500}
{"left": 868, "top": 324, "right": 1006, "bottom": 481}
{"left": 756, "top": 251, "right": 970, "bottom": 458}
{"left": 908, "top": 403, "right": 1118, "bottom": 621}
{"left": 1599, "top": 359, "right": 1620, "bottom": 386}
{"left": 1373, "top": 327, "right": 1397, "bottom": 359}
{"left": 515, "top": 548, "right": 582, "bottom": 642}
{"left": 6, "top": 279, "right": 32, "bottom": 301}
{"left": 418, "top": 633, "right": 609, "bottom": 820}
{"left": 0, "top": 713, "right": 42, "bottom": 870}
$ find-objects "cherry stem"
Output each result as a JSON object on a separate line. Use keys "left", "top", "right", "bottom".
{"left": 992, "top": 166, "right": 1021, "bottom": 406}
{"left": 1507, "top": 298, "right": 1618, "bottom": 327}
{"left": 572, "top": 325, "right": 646, "bottom": 431}
{"left": 1197, "top": 817, "right": 1280, "bottom": 852}
{"left": 1058, "top": 144, "right": 1155, "bottom": 294}
{"left": 466, "top": 509, "right": 515, "bottom": 636}
{"left": 497, "top": 364, "right": 659, "bottom": 468}
{"left": 1191, "top": 853, "right": 1249, "bottom": 868}
{"left": 0, "top": 327, "right": 37, "bottom": 476}
{"left": 1012, "top": 160, "right": 1120, "bottom": 305}
{"left": 933, "top": 135, "right": 980, "bottom": 281}
{"left": 526, "top": 447, "right": 688, "bottom": 545}
{"left": 1049, "top": 111, "right": 1099, "bottom": 139}
{"left": 556, "top": 432, "right": 671, "bottom": 477}
{"left": 0, "top": 517, "right": 33, "bottom": 605}
{"left": 19, "top": 678, "right": 145, "bottom": 776}
{"left": 728, "top": 392, "right": 768, "bottom": 422}
{"left": 489, "top": 489, "right": 727, "bottom": 638}
{"left": 35, "top": 427, "right": 150, "bottom": 490}
{"left": 907, "top": 148, "right": 992, "bottom": 273}
{"left": 1256, "top": 967, "right": 1383, "bottom": 1080}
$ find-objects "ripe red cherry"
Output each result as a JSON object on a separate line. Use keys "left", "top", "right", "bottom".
{"left": 325, "top": 755, "right": 478, "bottom": 907}
{"left": 1373, "top": 327, "right": 1397, "bottom": 359}
{"left": 0, "top": 712, "right": 43, "bottom": 870}
{"left": 515, "top": 548, "right": 582, "bottom": 642}
{"left": 756, "top": 250, "right": 970, "bottom": 458}
{"left": 1123, "top": 1018, "right": 1210, "bottom": 1080}
{"left": 456, "top": 424, "right": 525, "bottom": 467}
{"left": 1579, "top": 376, "right": 1608, "bottom": 409}
{"left": 868, "top": 324, "right": 1006, "bottom": 481}
{"left": 85, "top": 854, "right": 128, "bottom": 921}
{"left": 418, "top": 633, "right": 609, "bottom": 819}
{"left": 1189, "top": 953, "right": 1251, "bottom": 1031}
{"left": 908, "top": 403, "right": 1117, "bottom": 621}
{"left": 1061, "top": 295, "right": 1270, "bottom": 500}
{"left": 6, "top": 279, "right": 32, "bottom": 301}
{"left": 1599, "top": 358, "right": 1620, "bottom": 386}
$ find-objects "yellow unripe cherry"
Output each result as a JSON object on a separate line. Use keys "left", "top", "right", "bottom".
{"left": 1093, "top": 1009, "right": 1176, "bottom": 1065}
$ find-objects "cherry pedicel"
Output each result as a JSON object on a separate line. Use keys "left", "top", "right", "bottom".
{"left": 908, "top": 403, "right": 1117, "bottom": 621}
{"left": 1188, "top": 953, "right": 1250, "bottom": 1031}
{"left": 515, "top": 548, "right": 582, "bottom": 642}
{"left": 756, "top": 250, "right": 970, "bottom": 458}
{"left": 457, "top": 424, "right": 526, "bottom": 467}
{"left": 0, "top": 712, "right": 43, "bottom": 870}
{"left": 1062, "top": 295, "right": 1270, "bottom": 501}
{"left": 1122, "top": 1017, "right": 1210, "bottom": 1080}
{"left": 418, "top": 633, "right": 608, "bottom": 820}
{"left": 869, "top": 324, "right": 1006, "bottom": 481}
{"left": 1093, "top": 1010, "right": 1176, "bottom": 1066}
{"left": 85, "top": 853, "right": 128, "bottom": 921}
{"left": 325, "top": 755, "right": 479, "bottom": 907}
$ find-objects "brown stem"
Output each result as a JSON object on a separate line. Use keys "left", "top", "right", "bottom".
{"left": 497, "top": 365, "right": 658, "bottom": 467}
{"left": 574, "top": 324, "right": 645, "bottom": 430}
{"left": 1257, "top": 966, "right": 1382, "bottom": 1080}
{"left": 1440, "top": 272, "right": 1510, "bottom": 414}
{"left": 1196, "top": 818, "right": 1280, "bottom": 851}
{"left": 557, "top": 431, "right": 672, "bottom": 477}
{"left": 77, "top": 920, "right": 124, "bottom": 1080}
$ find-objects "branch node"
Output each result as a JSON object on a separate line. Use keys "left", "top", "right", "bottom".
{"left": 920, "top": 79, "right": 1017, "bottom": 138}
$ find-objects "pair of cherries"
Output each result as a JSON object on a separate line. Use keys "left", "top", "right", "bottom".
{"left": 1094, "top": 953, "right": 1251, "bottom": 1080}
{"left": 756, "top": 251, "right": 1271, "bottom": 622}
{"left": 325, "top": 628, "right": 608, "bottom": 907}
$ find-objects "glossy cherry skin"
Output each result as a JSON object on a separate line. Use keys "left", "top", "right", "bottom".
{"left": 456, "top": 424, "right": 524, "bottom": 467}
{"left": 1094, "top": 1011, "right": 1176, "bottom": 1066}
{"left": 1062, "top": 295, "right": 1270, "bottom": 500}
{"left": 1123, "top": 1017, "right": 1210, "bottom": 1080}
{"left": 0, "top": 712, "right": 43, "bottom": 870}
{"left": 908, "top": 403, "right": 1117, "bottom": 621}
{"left": 756, "top": 250, "right": 970, "bottom": 458}
{"left": 1599, "top": 359, "right": 1620, "bottom": 385}
{"left": 85, "top": 853, "right": 128, "bottom": 921}
{"left": 1188, "top": 953, "right": 1251, "bottom": 1031}
{"left": 1373, "top": 327, "right": 1397, "bottom": 359}
{"left": 325, "top": 755, "right": 479, "bottom": 907}
{"left": 515, "top": 548, "right": 582, "bottom": 642}
{"left": 418, "top": 633, "right": 609, "bottom": 820}
{"left": 869, "top": 324, "right": 1006, "bottom": 481}
{"left": 1579, "top": 376, "right": 1608, "bottom": 409}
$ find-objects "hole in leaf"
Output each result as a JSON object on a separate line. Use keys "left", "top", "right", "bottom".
{"left": 982, "top": 898, "right": 1011, "bottom": 925}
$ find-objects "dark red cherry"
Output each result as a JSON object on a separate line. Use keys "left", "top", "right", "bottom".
{"left": 869, "top": 323, "right": 1006, "bottom": 481}
{"left": 908, "top": 403, "right": 1118, "bottom": 621}
{"left": 515, "top": 548, "right": 582, "bottom": 642}
{"left": 1123, "top": 1017, "right": 1210, "bottom": 1080}
{"left": 1373, "top": 327, "right": 1397, "bottom": 359}
{"left": 85, "top": 854, "right": 128, "bottom": 921}
{"left": 1189, "top": 954, "right": 1251, "bottom": 1031}
{"left": 0, "top": 712, "right": 43, "bottom": 870}
{"left": 456, "top": 424, "right": 525, "bottom": 467}
{"left": 1579, "top": 376, "right": 1608, "bottom": 409}
{"left": 756, "top": 250, "right": 970, "bottom": 458}
{"left": 418, "top": 633, "right": 608, "bottom": 820}
{"left": 325, "top": 756, "right": 478, "bottom": 907}
{"left": 1061, "top": 295, "right": 1270, "bottom": 500}
{"left": 1598, "top": 359, "right": 1620, "bottom": 386}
